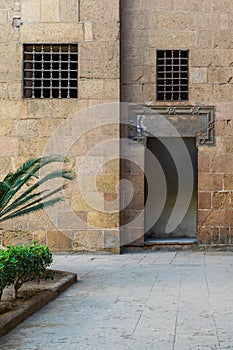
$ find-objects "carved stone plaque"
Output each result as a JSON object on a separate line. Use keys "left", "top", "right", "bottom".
{"left": 128, "top": 105, "right": 215, "bottom": 146}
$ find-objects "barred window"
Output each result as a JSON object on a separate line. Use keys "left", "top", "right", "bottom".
{"left": 156, "top": 50, "right": 188, "bottom": 101}
{"left": 23, "top": 44, "right": 78, "bottom": 99}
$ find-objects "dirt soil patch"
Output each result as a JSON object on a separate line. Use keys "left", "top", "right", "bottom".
{"left": 0, "top": 270, "right": 77, "bottom": 337}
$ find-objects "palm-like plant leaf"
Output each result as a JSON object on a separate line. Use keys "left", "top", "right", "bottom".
{"left": 0, "top": 156, "right": 75, "bottom": 223}
{"left": 0, "top": 198, "right": 63, "bottom": 223}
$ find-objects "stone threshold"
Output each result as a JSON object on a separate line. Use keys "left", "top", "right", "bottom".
{"left": 0, "top": 270, "right": 77, "bottom": 338}
{"left": 145, "top": 238, "right": 197, "bottom": 245}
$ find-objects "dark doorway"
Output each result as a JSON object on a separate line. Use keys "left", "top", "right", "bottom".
{"left": 145, "top": 137, "right": 197, "bottom": 240}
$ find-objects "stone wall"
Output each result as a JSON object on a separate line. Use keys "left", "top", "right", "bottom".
{"left": 0, "top": 0, "right": 120, "bottom": 252}
{"left": 121, "top": 0, "right": 233, "bottom": 248}
{"left": 1, "top": 0, "right": 233, "bottom": 252}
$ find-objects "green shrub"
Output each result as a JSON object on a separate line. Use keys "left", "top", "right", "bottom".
{"left": 0, "top": 249, "right": 17, "bottom": 300}
{"left": 0, "top": 242, "right": 53, "bottom": 300}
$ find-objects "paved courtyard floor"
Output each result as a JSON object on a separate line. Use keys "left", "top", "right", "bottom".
{"left": 0, "top": 251, "right": 233, "bottom": 349}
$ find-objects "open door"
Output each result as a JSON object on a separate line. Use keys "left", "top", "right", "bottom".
{"left": 145, "top": 137, "right": 197, "bottom": 240}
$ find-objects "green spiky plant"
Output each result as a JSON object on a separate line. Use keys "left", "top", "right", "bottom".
{"left": 0, "top": 156, "right": 75, "bottom": 224}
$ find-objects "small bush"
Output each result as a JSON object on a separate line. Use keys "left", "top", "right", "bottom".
{"left": 0, "top": 250, "right": 18, "bottom": 300}
{"left": 0, "top": 242, "right": 53, "bottom": 300}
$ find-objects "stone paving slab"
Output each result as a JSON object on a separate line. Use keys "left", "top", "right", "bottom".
{"left": 0, "top": 252, "right": 233, "bottom": 349}
{"left": 0, "top": 270, "right": 77, "bottom": 338}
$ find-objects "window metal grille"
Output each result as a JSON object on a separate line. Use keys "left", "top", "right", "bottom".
{"left": 156, "top": 50, "right": 188, "bottom": 101}
{"left": 23, "top": 44, "right": 78, "bottom": 99}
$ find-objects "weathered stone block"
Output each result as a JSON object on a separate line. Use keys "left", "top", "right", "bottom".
{"left": 124, "top": 228, "right": 144, "bottom": 246}
{"left": 7, "top": 83, "right": 22, "bottom": 99}
{"left": 129, "top": 191, "right": 145, "bottom": 210}
{"left": 41, "top": 0, "right": 59, "bottom": 22}
{"left": 197, "top": 30, "right": 212, "bottom": 49}
{"left": 189, "top": 84, "right": 213, "bottom": 102}
{"left": 36, "top": 119, "right": 61, "bottom": 137}
{"left": 223, "top": 136, "right": 233, "bottom": 154}
{"left": 0, "top": 156, "right": 12, "bottom": 175}
{"left": 198, "top": 173, "right": 223, "bottom": 191}
{"left": 90, "top": 60, "right": 119, "bottom": 79}
{"left": 219, "top": 68, "right": 233, "bottom": 83}
{"left": 2, "top": 230, "right": 33, "bottom": 246}
{"left": 220, "top": 13, "right": 229, "bottom": 31}
{"left": 149, "top": 30, "right": 197, "bottom": 48}
{"left": 79, "top": 42, "right": 108, "bottom": 60}
{"left": 208, "top": 68, "right": 220, "bottom": 83}
{"left": 18, "top": 137, "right": 48, "bottom": 157}
{"left": 0, "top": 216, "right": 13, "bottom": 231}
{"left": 21, "top": 0, "right": 40, "bottom": 23}
{"left": 51, "top": 100, "right": 88, "bottom": 119}
{"left": 156, "top": 12, "right": 190, "bottom": 30}
{"left": 198, "top": 209, "right": 225, "bottom": 226}
{"left": 104, "top": 193, "right": 119, "bottom": 211}
{"left": 174, "top": 0, "right": 212, "bottom": 11}
{"left": 96, "top": 174, "right": 119, "bottom": 193}
{"left": 71, "top": 193, "right": 92, "bottom": 211}
{"left": 0, "top": 24, "right": 19, "bottom": 43}
{"left": 140, "top": 0, "right": 172, "bottom": 10}
{"left": 122, "top": 209, "right": 142, "bottom": 225}
{"left": 223, "top": 156, "right": 233, "bottom": 173}
{"left": 212, "top": 0, "right": 233, "bottom": 12}
{"left": 220, "top": 50, "right": 233, "bottom": 66}
{"left": 0, "top": 83, "right": 7, "bottom": 98}
{"left": 13, "top": 119, "right": 38, "bottom": 137}
{"left": 0, "top": 1, "right": 14, "bottom": 10}
{"left": 80, "top": 0, "right": 119, "bottom": 21}
{"left": 79, "top": 80, "right": 104, "bottom": 99}
{"left": 13, "top": 216, "right": 29, "bottom": 231}
{"left": 33, "top": 230, "right": 47, "bottom": 245}
{"left": 122, "top": 10, "right": 156, "bottom": 30}
{"left": 198, "top": 153, "right": 210, "bottom": 172}
{"left": 219, "top": 227, "right": 230, "bottom": 244}
{"left": 104, "top": 158, "right": 120, "bottom": 174}
{"left": 225, "top": 210, "right": 233, "bottom": 226}
{"left": 84, "top": 21, "right": 93, "bottom": 41}
{"left": 28, "top": 211, "right": 55, "bottom": 231}
{"left": 0, "top": 120, "right": 13, "bottom": 136}
{"left": 79, "top": 59, "right": 91, "bottom": 79}
{"left": 210, "top": 155, "right": 225, "bottom": 173}
{"left": 198, "top": 192, "right": 211, "bottom": 209}
{"left": 190, "top": 68, "right": 207, "bottom": 84}
{"left": 218, "top": 84, "right": 233, "bottom": 102}
{"left": 191, "top": 12, "right": 218, "bottom": 30}
{"left": 212, "top": 192, "right": 231, "bottom": 209}
{"left": 60, "top": 0, "right": 78, "bottom": 22}
{"left": 73, "top": 230, "right": 104, "bottom": 251}
{"left": 224, "top": 175, "right": 233, "bottom": 190}
{"left": 103, "top": 229, "right": 120, "bottom": 248}
{"left": 198, "top": 227, "right": 215, "bottom": 245}
{"left": 21, "top": 23, "right": 84, "bottom": 42}
{"left": 88, "top": 211, "right": 119, "bottom": 229}
{"left": 190, "top": 49, "right": 220, "bottom": 67}
{"left": 0, "top": 137, "right": 18, "bottom": 156}
{"left": 213, "top": 31, "right": 233, "bottom": 49}
{"left": 93, "top": 20, "right": 119, "bottom": 41}
{"left": 0, "top": 61, "right": 21, "bottom": 82}
{"left": 124, "top": 174, "right": 147, "bottom": 193}
{"left": 27, "top": 100, "right": 52, "bottom": 119}
{"left": 57, "top": 211, "right": 87, "bottom": 230}
{"left": 47, "top": 230, "right": 72, "bottom": 251}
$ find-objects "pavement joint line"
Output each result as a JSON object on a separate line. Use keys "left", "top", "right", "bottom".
{"left": 203, "top": 266, "right": 222, "bottom": 350}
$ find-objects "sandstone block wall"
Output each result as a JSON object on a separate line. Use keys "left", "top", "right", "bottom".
{"left": 2, "top": 0, "right": 233, "bottom": 252}
{"left": 121, "top": 0, "right": 233, "bottom": 248}
{"left": 0, "top": 0, "right": 120, "bottom": 252}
